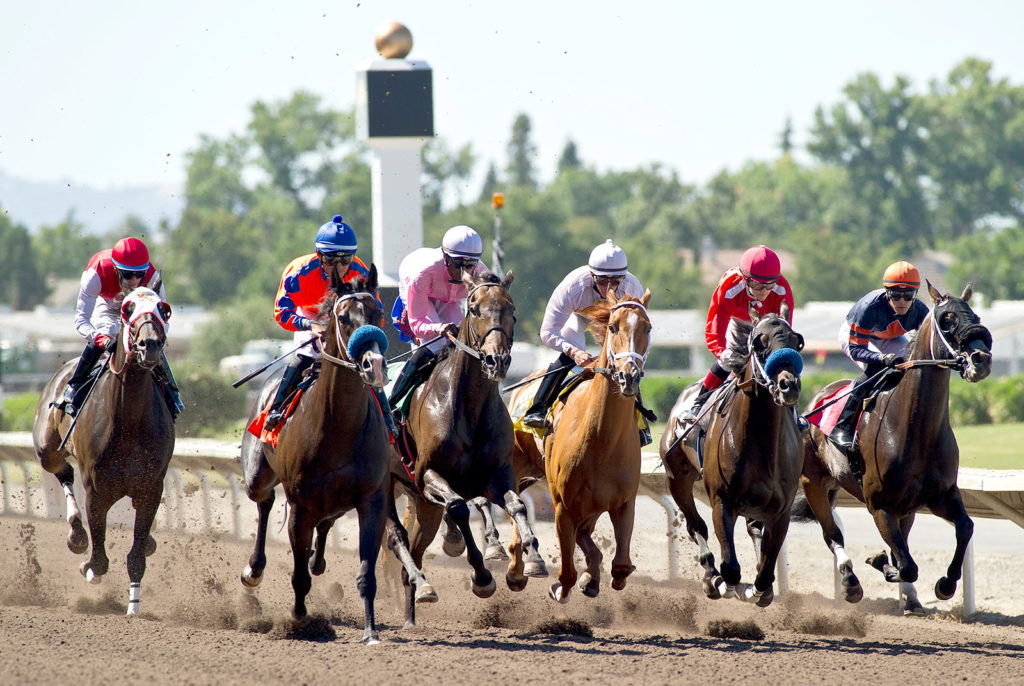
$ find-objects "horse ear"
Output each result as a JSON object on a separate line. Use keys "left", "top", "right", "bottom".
{"left": 779, "top": 301, "right": 791, "bottom": 323}
{"left": 607, "top": 285, "right": 619, "bottom": 304}
{"left": 748, "top": 301, "right": 761, "bottom": 325}
{"left": 641, "top": 288, "right": 651, "bottom": 308}
{"left": 157, "top": 301, "right": 172, "bottom": 321}
{"left": 927, "top": 279, "right": 943, "bottom": 304}
{"left": 461, "top": 270, "right": 476, "bottom": 291}
{"left": 121, "top": 300, "right": 136, "bottom": 322}
{"left": 500, "top": 269, "right": 514, "bottom": 290}
{"left": 961, "top": 282, "right": 973, "bottom": 302}
{"left": 366, "top": 263, "right": 378, "bottom": 293}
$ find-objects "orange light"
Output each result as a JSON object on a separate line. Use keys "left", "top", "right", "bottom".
{"left": 491, "top": 192, "right": 505, "bottom": 209}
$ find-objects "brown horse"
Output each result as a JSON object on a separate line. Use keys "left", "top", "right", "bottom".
{"left": 33, "top": 287, "right": 174, "bottom": 615}
{"left": 798, "top": 282, "right": 992, "bottom": 613}
{"left": 239, "top": 266, "right": 431, "bottom": 643}
{"left": 394, "top": 269, "right": 548, "bottom": 625}
{"left": 661, "top": 307, "right": 804, "bottom": 607}
{"left": 509, "top": 287, "right": 653, "bottom": 603}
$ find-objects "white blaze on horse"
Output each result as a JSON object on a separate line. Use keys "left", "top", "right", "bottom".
{"left": 33, "top": 287, "right": 175, "bottom": 615}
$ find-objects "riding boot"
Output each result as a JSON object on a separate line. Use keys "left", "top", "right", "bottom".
{"left": 388, "top": 346, "right": 437, "bottom": 421}
{"left": 57, "top": 340, "right": 106, "bottom": 416}
{"left": 372, "top": 387, "right": 397, "bottom": 439}
{"left": 265, "top": 355, "right": 313, "bottom": 431}
{"left": 156, "top": 354, "right": 184, "bottom": 421}
{"left": 681, "top": 383, "right": 714, "bottom": 424}
{"left": 522, "top": 356, "right": 572, "bottom": 429}
{"left": 635, "top": 391, "right": 657, "bottom": 446}
{"left": 829, "top": 381, "right": 869, "bottom": 453}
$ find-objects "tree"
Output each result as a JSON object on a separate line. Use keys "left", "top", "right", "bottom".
{"left": 557, "top": 140, "right": 582, "bottom": 172}
{"left": 422, "top": 139, "right": 476, "bottom": 217}
{"left": 33, "top": 212, "right": 101, "bottom": 279}
{"left": 778, "top": 117, "right": 794, "bottom": 155}
{"left": 949, "top": 225, "right": 1024, "bottom": 303}
{"left": 506, "top": 113, "right": 538, "bottom": 190}
{"left": 478, "top": 163, "right": 500, "bottom": 204}
{"left": 0, "top": 209, "right": 47, "bottom": 309}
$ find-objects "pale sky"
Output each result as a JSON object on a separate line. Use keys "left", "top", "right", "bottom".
{"left": 2, "top": 1, "right": 1023, "bottom": 197}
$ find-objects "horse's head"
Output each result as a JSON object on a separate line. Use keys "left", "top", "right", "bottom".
{"left": 318, "top": 264, "right": 389, "bottom": 387}
{"left": 460, "top": 270, "right": 516, "bottom": 381}
{"left": 120, "top": 287, "right": 169, "bottom": 371}
{"left": 748, "top": 303, "right": 804, "bottom": 407}
{"left": 926, "top": 281, "right": 992, "bottom": 382}
{"left": 590, "top": 286, "right": 652, "bottom": 397}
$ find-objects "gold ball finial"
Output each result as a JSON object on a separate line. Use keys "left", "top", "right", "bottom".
{"left": 374, "top": 21, "right": 413, "bottom": 59}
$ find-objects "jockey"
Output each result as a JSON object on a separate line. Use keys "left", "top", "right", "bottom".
{"left": 59, "top": 237, "right": 183, "bottom": 418}
{"left": 683, "top": 245, "right": 795, "bottom": 423}
{"left": 830, "top": 260, "right": 928, "bottom": 451}
{"left": 521, "top": 240, "right": 653, "bottom": 440}
{"left": 387, "top": 225, "right": 488, "bottom": 416}
{"left": 265, "top": 214, "right": 385, "bottom": 431}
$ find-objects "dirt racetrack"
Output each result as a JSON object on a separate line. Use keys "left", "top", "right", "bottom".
{"left": 1, "top": 515, "right": 1023, "bottom": 686}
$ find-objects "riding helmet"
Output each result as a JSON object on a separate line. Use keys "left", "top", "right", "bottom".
{"left": 111, "top": 237, "right": 151, "bottom": 272}
{"left": 588, "top": 239, "right": 628, "bottom": 276}
{"left": 739, "top": 245, "right": 781, "bottom": 283}
{"left": 315, "top": 215, "right": 358, "bottom": 254}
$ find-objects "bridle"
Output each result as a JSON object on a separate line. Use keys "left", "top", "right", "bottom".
{"left": 448, "top": 281, "right": 513, "bottom": 361}
{"left": 596, "top": 300, "right": 650, "bottom": 381}
{"left": 925, "top": 299, "right": 992, "bottom": 378}
{"left": 742, "top": 318, "right": 802, "bottom": 404}
{"left": 317, "top": 291, "right": 383, "bottom": 374}
{"left": 110, "top": 314, "right": 165, "bottom": 376}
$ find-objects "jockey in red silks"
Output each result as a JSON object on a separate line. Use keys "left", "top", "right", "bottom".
{"left": 58, "top": 237, "right": 183, "bottom": 418}
{"left": 683, "top": 245, "right": 795, "bottom": 423}
{"left": 265, "top": 214, "right": 384, "bottom": 431}
{"left": 386, "top": 225, "right": 488, "bottom": 418}
{"left": 520, "top": 239, "right": 656, "bottom": 443}
{"left": 829, "top": 260, "right": 929, "bottom": 451}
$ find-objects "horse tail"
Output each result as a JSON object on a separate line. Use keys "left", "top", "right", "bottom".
{"left": 790, "top": 488, "right": 838, "bottom": 522}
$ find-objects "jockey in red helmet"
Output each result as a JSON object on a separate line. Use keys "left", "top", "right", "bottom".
{"left": 57, "top": 237, "right": 183, "bottom": 418}
{"left": 682, "top": 245, "right": 795, "bottom": 424}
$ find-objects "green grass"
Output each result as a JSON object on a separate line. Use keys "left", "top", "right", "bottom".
{"left": 954, "top": 422, "right": 1024, "bottom": 470}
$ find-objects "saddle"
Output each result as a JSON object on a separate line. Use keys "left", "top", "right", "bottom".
{"left": 246, "top": 367, "right": 319, "bottom": 446}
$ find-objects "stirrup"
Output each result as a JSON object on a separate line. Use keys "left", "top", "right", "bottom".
{"left": 639, "top": 428, "right": 653, "bottom": 447}
{"left": 264, "top": 410, "right": 285, "bottom": 431}
{"left": 521, "top": 410, "right": 549, "bottom": 429}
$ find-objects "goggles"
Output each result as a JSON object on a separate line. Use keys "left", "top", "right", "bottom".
{"left": 117, "top": 268, "right": 147, "bottom": 281}
{"left": 745, "top": 278, "right": 777, "bottom": 292}
{"left": 594, "top": 274, "right": 624, "bottom": 288}
{"left": 447, "top": 255, "right": 479, "bottom": 271}
{"left": 319, "top": 251, "right": 354, "bottom": 267}
{"left": 887, "top": 288, "right": 917, "bottom": 302}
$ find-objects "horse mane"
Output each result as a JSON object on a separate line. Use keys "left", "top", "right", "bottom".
{"left": 585, "top": 294, "right": 645, "bottom": 346}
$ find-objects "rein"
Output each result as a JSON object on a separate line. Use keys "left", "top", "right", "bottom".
{"left": 318, "top": 292, "right": 378, "bottom": 373}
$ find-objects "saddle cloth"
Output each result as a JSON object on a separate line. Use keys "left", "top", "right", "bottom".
{"left": 246, "top": 390, "right": 304, "bottom": 448}
{"left": 805, "top": 382, "right": 853, "bottom": 435}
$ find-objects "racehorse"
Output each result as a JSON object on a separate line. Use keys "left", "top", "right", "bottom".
{"left": 661, "top": 307, "right": 804, "bottom": 607}
{"left": 798, "top": 282, "right": 992, "bottom": 613}
{"left": 32, "top": 287, "right": 174, "bottom": 615}
{"left": 238, "top": 266, "right": 432, "bottom": 643}
{"left": 394, "top": 269, "right": 547, "bottom": 625}
{"left": 508, "top": 287, "right": 653, "bottom": 603}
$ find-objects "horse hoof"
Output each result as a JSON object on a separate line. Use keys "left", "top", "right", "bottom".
{"left": 702, "top": 578, "right": 722, "bottom": 600}
{"left": 415, "top": 583, "right": 438, "bottom": 604}
{"left": 442, "top": 531, "right": 466, "bottom": 557}
{"left": 309, "top": 559, "right": 326, "bottom": 576}
{"left": 485, "top": 544, "right": 510, "bottom": 561}
{"left": 524, "top": 559, "right": 549, "bottom": 579}
{"left": 291, "top": 613, "right": 312, "bottom": 629}
{"left": 67, "top": 518, "right": 88, "bottom": 555}
{"left": 754, "top": 587, "right": 774, "bottom": 608}
{"left": 127, "top": 602, "right": 140, "bottom": 616}
{"left": 80, "top": 563, "right": 101, "bottom": 584}
{"left": 579, "top": 573, "right": 600, "bottom": 598}
{"left": 903, "top": 598, "right": 927, "bottom": 617}
{"left": 721, "top": 583, "right": 737, "bottom": 599}
{"left": 240, "top": 566, "right": 263, "bottom": 588}
{"left": 505, "top": 574, "right": 528, "bottom": 592}
{"left": 144, "top": 535, "right": 157, "bottom": 557}
{"left": 843, "top": 582, "right": 864, "bottom": 604}
{"left": 935, "top": 576, "right": 957, "bottom": 601}
{"left": 472, "top": 576, "right": 497, "bottom": 599}
{"left": 866, "top": 552, "right": 889, "bottom": 573}
{"left": 900, "top": 565, "right": 919, "bottom": 583}
{"left": 362, "top": 630, "right": 380, "bottom": 645}
{"left": 548, "top": 583, "right": 570, "bottom": 604}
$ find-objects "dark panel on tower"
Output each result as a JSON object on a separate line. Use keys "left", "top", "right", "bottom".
{"left": 360, "top": 69, "right": 434, "bottom": 138}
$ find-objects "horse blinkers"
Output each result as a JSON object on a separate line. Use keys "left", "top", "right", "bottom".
{"left": 933, "top": 296, "right": 992, "bottom": 381}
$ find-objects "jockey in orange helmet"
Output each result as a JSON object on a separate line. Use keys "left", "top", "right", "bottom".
{"left": 830, "top": 260, "right": 928, "bottom": 452}
{"left": 683, "top": 245, "right": 795, "bottom": 423}
{"left": 264, "top": 215, "right": 384, "bottom": 431}
{"left": 58, "top": 237, "right": 183, "bottom": 419}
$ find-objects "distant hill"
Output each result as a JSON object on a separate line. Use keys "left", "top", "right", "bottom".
{"left": 0, "top": 170, "right": 183, "bottom": 235}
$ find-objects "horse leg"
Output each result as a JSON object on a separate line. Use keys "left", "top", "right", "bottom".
{"left": 422, "top": 469, "right": 495, "bottom": 598}
{"left": 287, "top": 505, "right": 316, "bottom": 624}
{"left": 475, "top": 497, "right": 508, "bottom": 561}
{"left": 355, "top": 492, "right": 387, "bottom": 645}
{"left": 51, "top": 462, "right": 88, "bottom": 554}
{"left": 499, "top": 488, "right": 547, "bottom": 579}
{"left": 928, "top": 487, "right": 975, "bottom": 603}
{"left": 745, "top": 518, "right": 764, "bottom": 560}
{"left": 80, "top": 489, "right": 114, "bottom": 583}
{"left": 548, "top": 502, "right": 579, "bottom": 604}
{"left": 309, "top": 518, "right": 335, "bottom": 576}
{"left": 608, "top": 499, "right": 637, "bottom": 591}
{"left": 576, "top": 516, "right": 603, "bottom": 598}
{"left": 870, "top": 507, "right": 917, "bottom": 583}
{"left": 383, "top": 490, "right": 436, "bottom": 626}
{"left": 440, "top": 508, "right": 466, "bottom": 557}
{"left": 745, "top": 515, "right": 790, "bottom": 608}
{"left": 241, "top": 488, "right": 275, "bottom": 588}
{"left": 506, "top": 514, "right": 528, "bottom": 592}
{"left": 802, "top": 478, "right": 862, "bottom": 603}
{"left": 125, "top": 494, "right": 160, "bottom": 615}
{"left": 402, "top": 494, "right": 443, "bottom": 626}
{"left": 667, "top": 467, "right": 721, "bottom": 598}
{"left": 711, "top": 499, "right": 741, "bottom": 597}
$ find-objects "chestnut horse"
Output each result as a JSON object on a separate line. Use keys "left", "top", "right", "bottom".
{"left": 394, "top": 270, "right": 548, "bottom": 626}
{"left": 33, "top": 287, "right": 174, "bottom": 615}
{"left": 238, "top": 266, "right": 431, "bottom": 643}
{"left": 509, "top": 288, "right": 653, "bottom": 603}
{"left": 661, "top": 308, "right": 804, "bottom": 607}
{"left": 798, "top": 282, "right": 992, "bottom": 614}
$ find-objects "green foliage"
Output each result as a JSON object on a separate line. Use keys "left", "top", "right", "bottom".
{"left": 949, "top": 225, "right": 1024, "bottom": 303}
{"left": 0, "top": 209, "right": 48, "bottom": 309}
{"left": 1, "top": 392, "right": 41, "bottom": 431}
{"left": 506, "top": 113, "right": 537, "bottom": 189}
{"left": 174, "top": 362, "right": 248, "bottom": 438}
{"left": 948, "top": 378, "right": 993, "bottom": 426}
{"left": 987, "top": 376, "right": 1024, "bottom": 424}
{"left": 641, "top": 375, "right": 697, "bottom": 421}
{"left": 189, "top": 293, "right": 290, "bottom": 369}
{"left": 33, "top": 213, "right": 102, "bottom": 279}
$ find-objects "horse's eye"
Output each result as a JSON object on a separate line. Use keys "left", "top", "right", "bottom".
{"left": 941, "top": 313, "right": 957, "bottom": 330}
{"left": 609, "top": 324, "right": 619, "bottom": 334}
{"left": 470, "top": 306, "right": 480, "bottom": 317}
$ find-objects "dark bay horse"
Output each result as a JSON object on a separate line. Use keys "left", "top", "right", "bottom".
{"left": 239, "top": 266, "right": 431, "bottom": 643}
{"left": 394, "top": 269, "right": 547, "bottom": 625}
{"left": 799, "top": 282, "right": 992, "bottom": 613}
{"left": 509, "top": 288, "right": 653, "bottom": 603}
{"left": 33, "top": 287, "right": 174, "bottom": 615}
{"left": 661, "top": 307, "right": 804, "bottom": 607}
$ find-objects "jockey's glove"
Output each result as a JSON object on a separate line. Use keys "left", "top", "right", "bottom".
{"left": 880, "top": 353, "right": 905, "bottom": 368}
